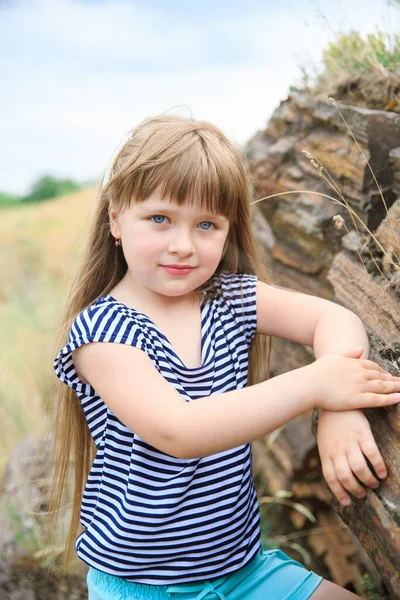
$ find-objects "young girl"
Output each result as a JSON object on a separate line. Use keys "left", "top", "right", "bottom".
{"left": 51, "top": 114, "right": 400, "bottom": 600}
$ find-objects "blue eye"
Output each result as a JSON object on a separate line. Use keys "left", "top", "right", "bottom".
{"left": 151, "top": 215, "right": 168, "bottom": 224}
{"left": 198, "top": 221, "right": 214, "bottom": 231}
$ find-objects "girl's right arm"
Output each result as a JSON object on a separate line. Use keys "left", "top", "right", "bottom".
{"left": 73, "top": 343, "right": 400, "bottom": 459}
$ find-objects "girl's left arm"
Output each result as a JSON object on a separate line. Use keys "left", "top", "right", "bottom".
{"left": 256, "top": 281, "right": 387, "bottom": 506}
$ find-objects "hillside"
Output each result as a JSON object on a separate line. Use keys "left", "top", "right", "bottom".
{"left": 0, "top": 186, "right": 98, "bottom": 473}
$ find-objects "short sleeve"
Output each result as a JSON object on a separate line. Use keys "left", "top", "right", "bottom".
{"left": 215, "top": 272, "right": 258, "bottom": 346}
{"left": 53, "top": 301, "right": 147, "bottom": 396}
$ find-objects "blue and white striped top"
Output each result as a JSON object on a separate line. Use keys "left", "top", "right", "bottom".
{"left": 54, "top": 271, "right": 261, "bottom": 584}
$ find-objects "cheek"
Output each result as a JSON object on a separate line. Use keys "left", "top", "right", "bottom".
{"left": 140, "top": 238, "right": 162, "bottom": 255}
{"left": 123, "top": 225, "right": 162, "bottom": 255}
{"left": 200, "top": 234, "right": 227, "bottom": 262}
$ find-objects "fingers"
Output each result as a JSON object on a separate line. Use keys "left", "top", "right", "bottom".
{"left": 366, "top": 377, "right": 400, "bottom": 393}
{"left": 359, "top": 437, "right": 387, "bottom": 480}
{"left": 328, "top": 455, "right": 367, "bottom": 504}
{"left": 362, "top": 390, "right": 400, "bottom": 408}
{"left": 357, "top": 367, "right": 400, "bottom": 408}
{"left": 322, "top": 458, "right": 352, "bottom": 506}
{"left": 317, "top": 355, "right": 400, "bottom": 411}
{"left": 346, "top": 444, "right": 380, "bottom": 489}
{"left": 364, "top": 371, "right": 397, "bottom": 381}
{"left": 322, "top": 441, "right": 387, "bottom": 506}
{"left": 361, "top": 359, "right": 392, "bottom": 373}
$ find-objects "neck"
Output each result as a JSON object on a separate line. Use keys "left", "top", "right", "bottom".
{"left": 110, "top": 273, "right": 200, "bottom": 314}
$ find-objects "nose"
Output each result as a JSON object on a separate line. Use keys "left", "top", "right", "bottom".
{"left": 168, "top": 227, "right": 195, "bottom": 257}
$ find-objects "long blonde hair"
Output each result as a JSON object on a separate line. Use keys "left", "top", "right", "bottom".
{"left": 47, "top": 113, "right": 272, "bottom": 568}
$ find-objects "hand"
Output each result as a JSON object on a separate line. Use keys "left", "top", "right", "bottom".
{"left": 309, "top": 347, "right": 400, "bottom": 411}
{"left": 317, "top": 408, "right": 387, "bottom": 506}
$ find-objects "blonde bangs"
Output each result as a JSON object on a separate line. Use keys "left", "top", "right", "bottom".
{"left": 107, "top": 119, "right": 249, "bottom": 223}
{"left": 157, "top": 141, "right": 245, "bottom": 223}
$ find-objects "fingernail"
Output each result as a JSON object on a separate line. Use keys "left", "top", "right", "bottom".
{"left": 358, "top": 492, "right": 367, "bottom": 498}
{"left": 371, "top": 483, "right": 379, "bottom": 489}
{"left": 378, "top": 471, "right": 387, "bottom": 478}
{"left": 341, "top": 498, "right": 351, "bottom": 506}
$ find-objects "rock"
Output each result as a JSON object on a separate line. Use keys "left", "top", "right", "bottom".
{"left": 0, "top": 436, "right": 87, "bottom": 599}
{"left": 0, "top": 436, "right": 46, "bottom": 560}
{"left": 375, "top": 197, "right": 400, "bottom": 262}
{"left": 367, "top": 113, "right": 400, "bottom": 190}
{"left": 390, "top": 147, "right": 400, "bottom": 195}
{"left": 272, "top": 192, "right": 336, "bottom": 237}
{"left": 245, "top": 130, "right": 275, "bottom": 163}
{"left": 285, "top": 165, "right": 304, "bottom": 181}
{"left": 266, "top": 100, "right": 302, "bottom": 138}
{"left": 271, "top": 236, "right": 328, "bottom": 275}
{"left": 247, "top": 92, "right": 400, "bottom": 596}
{"left": 326, "top": 253, "right": 400, "bottom": 599}
{"left": 251, "top": 207, "right": 275, "bottom": 250}
{"left": 290, "top": 93, "right": 383, "bottom": 146}
{"left": 342, "top": 230, "right": 365, "bottom": 253}
{"left": 271, "top": 260, "right": 334, "bottom": 299}
{"left": 327, "top": 252, "right": 400, "bottom": 348}
{"left": 298, "top": 128, "right": 368, "bottom": 192}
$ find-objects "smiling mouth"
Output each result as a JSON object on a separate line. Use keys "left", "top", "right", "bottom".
{"left": 163, "top": 265, "right": 194, "bottom": 269}
{"left": 161, "top": 265, "right": 195, "bottom": 275}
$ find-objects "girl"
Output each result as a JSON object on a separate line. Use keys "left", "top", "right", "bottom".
{"left": 51, "top": 114, "right": 399, "bottom": 600}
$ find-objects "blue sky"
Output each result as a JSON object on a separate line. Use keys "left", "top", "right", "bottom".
{"left": 1, "top": 0, "right": 398, "bottom": 195}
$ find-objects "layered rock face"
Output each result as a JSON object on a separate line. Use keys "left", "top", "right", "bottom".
{"left": 246, "top": 93, "right": 400, "bottom": 598}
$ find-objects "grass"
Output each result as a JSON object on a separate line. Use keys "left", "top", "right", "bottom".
{"left": 0, "top": 186, "right": 98, "bottom": 476}
{"left": 292, "top": 28, "right": 400, "bottom": 110}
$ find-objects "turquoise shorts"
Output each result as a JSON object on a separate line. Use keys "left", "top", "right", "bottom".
{"left": 87, "top": 548, "right": 323, "bottom": 600}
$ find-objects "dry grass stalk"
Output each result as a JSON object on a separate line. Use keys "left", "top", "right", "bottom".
{"left": 250, "top": 97, "right": 400, "bottom": 285}
{"left": 300, "top": 149, "right": 377, "bottom": 274}
{"left": 327, "top": 97, "right": 393, "bottom": 224}
{"left": 251, "top": 189, "right": 394, "bottom": 279}
{"left": 259, "top": 495, "right": 316, "bottom": 523}
{"left": 331, "top": 214, "right": 369, "bottom": 273}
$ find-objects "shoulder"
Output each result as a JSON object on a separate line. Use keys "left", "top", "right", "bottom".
{"left": 75, "top": 296, "right": 146, "bottom": 346}
{"left": 54, "top": 297, "right": 147, "bottom": 393}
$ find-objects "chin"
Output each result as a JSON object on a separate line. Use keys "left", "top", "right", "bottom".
{"left": 162, "top": 284, "right": 196, "bottom": 296}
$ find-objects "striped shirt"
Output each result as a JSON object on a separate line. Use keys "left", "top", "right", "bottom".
{"left": 54, "top": 271, "right": 261, "bottom": 584}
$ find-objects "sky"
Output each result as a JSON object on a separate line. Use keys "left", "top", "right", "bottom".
{"left": 1, "top": 0, "right": 398, "bottom": 196}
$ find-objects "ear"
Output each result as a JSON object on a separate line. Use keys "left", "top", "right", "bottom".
{"left": 108, "top": 204, "right": 121, "bottom": 239}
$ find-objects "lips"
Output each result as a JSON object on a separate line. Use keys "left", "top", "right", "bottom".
{"left": 163, "top": 265, "right": 194, "bottom": 269}
{"left": 162, "top": 265, "right": 195, "bottom": 275}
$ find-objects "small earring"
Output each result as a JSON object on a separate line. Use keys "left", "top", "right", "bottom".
{"left": 114, "top": 238, "right": 121, "bottom": 247}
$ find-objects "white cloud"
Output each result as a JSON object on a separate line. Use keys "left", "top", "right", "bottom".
{"left": 0, "top": 0, "right": 397, "bottom": 194}
{"left": 1, "top": 65, "right": 292, "bottom": 193}
{"left": 29, "top": 0, "right": 206, "bottom": 66}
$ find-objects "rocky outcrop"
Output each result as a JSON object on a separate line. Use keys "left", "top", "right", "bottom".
{"left": 326, "top": 202, "right": 400, "bottom": 597}
{"left": 0, "top": 436, "right": 87, "bottom": 599}
{"left": 247, "top": 92, "right": 400, "bottom": 598}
